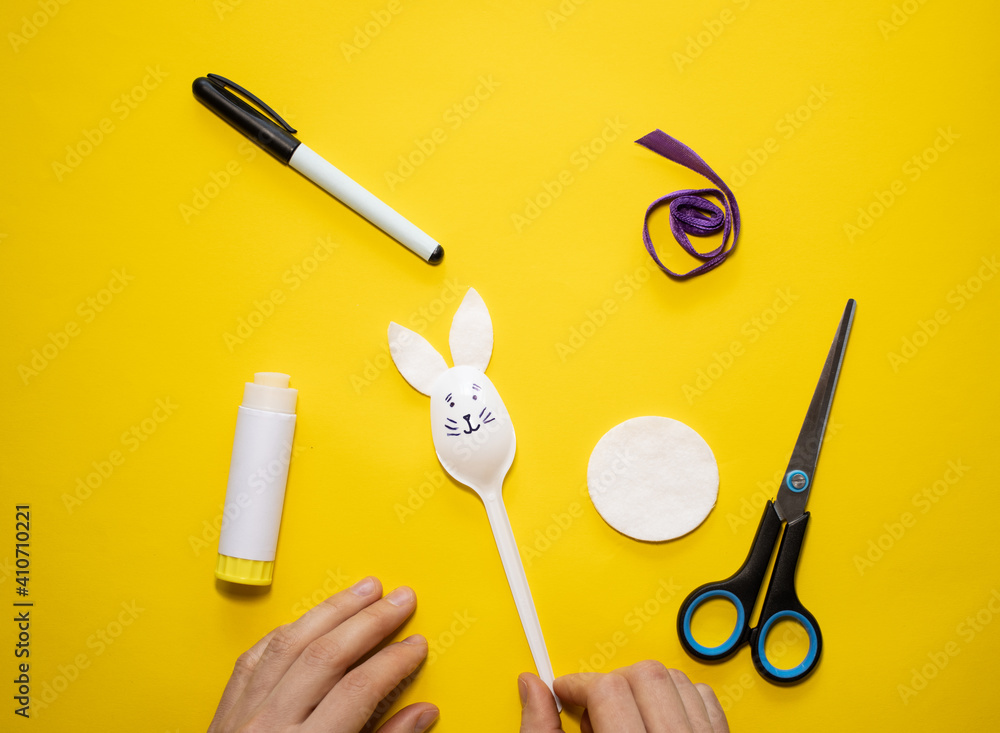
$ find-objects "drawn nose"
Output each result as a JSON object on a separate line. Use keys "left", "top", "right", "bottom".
{"left": 462, "top": 414, "right": 480, "bottom": 433}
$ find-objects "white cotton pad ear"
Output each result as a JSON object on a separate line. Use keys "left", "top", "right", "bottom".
{"left": 449, "top": 288, "right": 493, "bottom": 372}
{"left": 587, "top": 416, "right": 719, "bottom": 542}
{"left": 388, "top": 322, "right": 449, "bottom": 395}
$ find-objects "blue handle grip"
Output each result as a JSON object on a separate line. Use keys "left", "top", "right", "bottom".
{"left": 680, "top": 589, "right": 746, "bottom": 658}
{"left": 752, "top": 610, "right": 820, "bottom": 681}
{"left": 676, "top": 502, "right": 783, "bottom": 663}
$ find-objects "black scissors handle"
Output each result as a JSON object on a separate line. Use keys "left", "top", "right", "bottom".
{"left": 750, "top": 509, "right": 822, "bottom": 684}
{"left": 677, "top": 501, "right": 822, "bottom": 684}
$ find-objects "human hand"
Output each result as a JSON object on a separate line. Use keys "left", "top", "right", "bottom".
{"left": 519, "top": 661, "right": 728, "bottom": 732}
{"left": 208, "top": 577, "right": 439, "bottom": 733}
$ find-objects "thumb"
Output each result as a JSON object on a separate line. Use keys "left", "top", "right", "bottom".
{"left": 518, "top": 673, "right": 563, "bottom": 733}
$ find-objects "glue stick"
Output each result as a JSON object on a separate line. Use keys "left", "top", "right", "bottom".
{"left": 216, "top": 372, "right": 297, "bottom": 586}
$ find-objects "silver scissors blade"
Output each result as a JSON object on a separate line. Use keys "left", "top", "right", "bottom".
{"left": 775, "top": 299, "right": 856, "bottom": 522}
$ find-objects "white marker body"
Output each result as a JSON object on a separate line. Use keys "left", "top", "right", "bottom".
{"left": 289, "top": 143, "right": 440, "bottom": 262}
{"left": 218, "top": 374, "right": 297, "bottom": 562}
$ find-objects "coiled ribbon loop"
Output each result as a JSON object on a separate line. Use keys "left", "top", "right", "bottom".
{"left": 636, "top": 130, "right": 741, "bottom": 279}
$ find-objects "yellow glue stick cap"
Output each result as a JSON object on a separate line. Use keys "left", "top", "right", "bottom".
{"left": 215, "top": 554, "right": 274, "bottom": 586}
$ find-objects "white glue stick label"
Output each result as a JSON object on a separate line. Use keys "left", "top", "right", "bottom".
{"left": 218, "top": 406, "right": 296, "bottom": 562}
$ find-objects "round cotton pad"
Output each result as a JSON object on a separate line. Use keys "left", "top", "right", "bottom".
{"left": 587, "top": 416, "right": 718, "bottom": 542}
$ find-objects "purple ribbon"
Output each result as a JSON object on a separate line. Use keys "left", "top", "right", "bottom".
{"left": 636, "top": 130, "right": 740, "bottom": 279}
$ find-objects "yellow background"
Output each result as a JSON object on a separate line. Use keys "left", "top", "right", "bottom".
{"left": 2, "top": 0, "right": 998, "bottom": 730}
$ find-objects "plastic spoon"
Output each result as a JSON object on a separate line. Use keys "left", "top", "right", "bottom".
{"left": 431, "top": 368, "right": 560, "bottom": 709}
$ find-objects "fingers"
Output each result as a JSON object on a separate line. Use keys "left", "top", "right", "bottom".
{"left": 666, "top": 669, "right": 714, "bottom": 733}
{"left": 554, "top": 673, "right": 645, "bottom": 732}
{"left": 266, "top": 585, "right": 419, "bottom": 723}
{"left": 305, "top": 633, "right": 428, "bottom": 732}
{"left": 555, "top": 664, "right": 729, "bottom": 733}
{"left": 375, "top": 702, "right": 440, "bottom": 733}
{"left": 208, "top": 627, "right": 279, "bottom": 732}
{"left": 695, "top": 683, "right": 730, "bottom": 733}
{"left": 221, "top": 576, "right": 384, "bottom": 726}
{"left": 518, "top": 673, "right": 564, "bottom": 733}
{"left": 552, "top": 673, "right": 599, "bottom": 708}
{"left": 617, "top": 661, "right": 692, "bottom": 731}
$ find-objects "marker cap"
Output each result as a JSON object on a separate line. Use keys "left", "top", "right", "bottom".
{"left": 193, "top": 75, "right": 301, "bottom": 164}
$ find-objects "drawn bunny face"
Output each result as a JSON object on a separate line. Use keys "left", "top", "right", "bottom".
{"left": 438, "top": 369, "right": 497, "bottom": 438}
{"left": 388, "top": 289, "right": 515, "bottom": 482}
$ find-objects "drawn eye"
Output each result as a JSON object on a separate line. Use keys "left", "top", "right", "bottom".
{"left": 445, "top": 392, "right": 455, "bottom": 408}
{"left": 472, "top": 395, "right": 477, "bottom": 400}
{"left": 450, "top": 402, "right": 455, "bottom": 407}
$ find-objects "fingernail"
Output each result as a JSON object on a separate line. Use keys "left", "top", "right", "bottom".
{"left": 414, "top": 708, "right": 439, "bottom": 732}
{"left": 518, "top": 675, "right": 528, "bottom": 708}
{"left": 351, "top": 576, "right": 377, "bottom": 596}
{"left": 386, "top": 586, "right": 415, "bottom": 606}
{"left": 402, "top": 634, "right": 426, "bottom": 646}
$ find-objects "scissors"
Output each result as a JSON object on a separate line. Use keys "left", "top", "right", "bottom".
{"left": 677, "top": 299, "right": 855, "bottom": 684}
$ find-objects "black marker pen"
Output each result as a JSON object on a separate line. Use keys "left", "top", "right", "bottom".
{"left": 193, "top": 74, "right": 443, "bottom": 264}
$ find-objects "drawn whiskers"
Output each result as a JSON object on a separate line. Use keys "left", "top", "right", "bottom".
{"left": 445, "top": 416, "right": 459, "bottom": 436}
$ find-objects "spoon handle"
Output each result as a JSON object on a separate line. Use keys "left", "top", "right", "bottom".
{"left": 482, "top": 494, "right": 561, "bottom": 711}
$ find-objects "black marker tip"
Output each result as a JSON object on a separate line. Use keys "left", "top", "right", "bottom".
{"left": 428, "top": 245, "right": 444, "bottom": 265}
